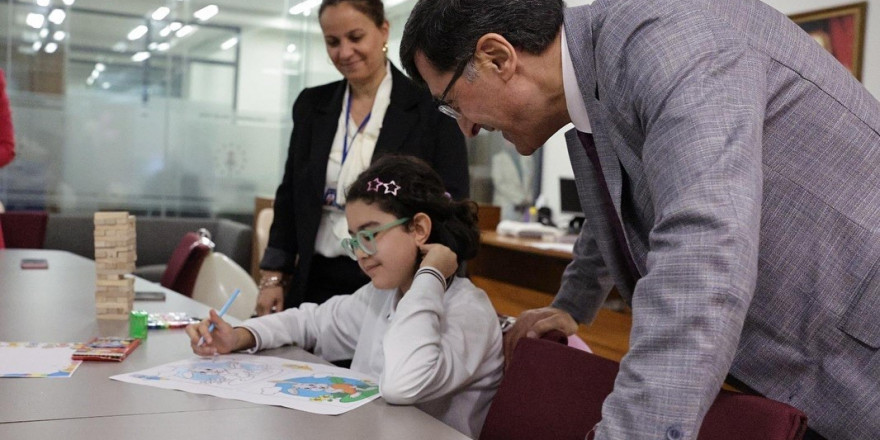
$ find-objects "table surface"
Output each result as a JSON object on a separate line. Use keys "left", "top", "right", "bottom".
{"left": 0, "top": 249, "right": 469, "bottom": 439}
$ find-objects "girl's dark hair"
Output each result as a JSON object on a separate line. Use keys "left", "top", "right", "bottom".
{"left": 346, "top": 155, "right": 479, "bottom": 264}
{"left": 319, "top": 0, "right": 386, "bottom": 27}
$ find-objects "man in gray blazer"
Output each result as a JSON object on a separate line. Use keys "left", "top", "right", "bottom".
{"left": 401, "top": 0, "right": 880, "bottom": 438}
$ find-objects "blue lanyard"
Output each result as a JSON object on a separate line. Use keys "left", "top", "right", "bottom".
{"left": 342, "top": 89, "right": 372, "bottom": 165}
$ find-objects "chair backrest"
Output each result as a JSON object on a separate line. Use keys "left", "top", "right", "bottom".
{"left": 480, "top": 331, "right": 808, "bottom": 440}
{"left": 160, "top": 232, "right": 212, "bottom": 297}
{"left": 191, "top": 252, "right": 258, "bottom": 320}
{"left": 255, "top": 207, "right": 274, "bottom": 267}
{"left": 0, "top": 211, "right": 48, "bottom": 249}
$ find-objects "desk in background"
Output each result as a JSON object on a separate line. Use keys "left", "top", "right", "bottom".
{"left": 0, "top": 249, "right": 469, "bottom": 440}
{"left": 469, "top": 231, "right": 632, "bottom": 362}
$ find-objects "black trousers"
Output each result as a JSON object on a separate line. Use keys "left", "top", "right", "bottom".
{"left": 300, "top": 254, "right": 369, "bottom": 306}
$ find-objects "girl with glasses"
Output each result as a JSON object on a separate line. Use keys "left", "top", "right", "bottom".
{"left": 187, "top": 156, "right": 503, "bottom": 439}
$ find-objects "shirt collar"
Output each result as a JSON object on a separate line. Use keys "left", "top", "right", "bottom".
{"left": 561, "top": 24, "right": 593, "bottom": 134}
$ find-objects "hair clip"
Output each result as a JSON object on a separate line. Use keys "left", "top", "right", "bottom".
{"left": 366, "top": 177, "right": 401, "bottom": 196}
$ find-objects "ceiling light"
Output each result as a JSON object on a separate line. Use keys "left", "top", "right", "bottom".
{"left": 220, "top": 37, "right": 238, "bottom": 50}
{"left": 39, "top": 28, "right": 49, "bottom": 38}
{"left": 152, "top": 7, "right": 170, "bottom": 21}
{"left": 175, "top": 25, "right": 195, "bottom": 38}
{"left": 53, "top": 30, "right": 65, "bottom": 41}
{"left": 95, "top": 63, "right": 105, "bottom": 72}
{"left": 159, "top": 26, "right": 172, "bottom": 37}
{"left": 148, "top": 42, "right": 158, "bottom": 50}
{"left": 35, "top": 0, "right": 50, "bottom": 6}
{"left": 62, "top": 0, "right": 75, "bottom": 5}
{"left": 101, "top": 82, "right": 110, "bottom": 89}
{"left": 127, "top": 25, "right": 148, "bottom": 41}
{"left": 286, "top": 43, "right": 297, "bottom": 53}
{"left": 87, "top": 77, "right": 95, "bottom": 86}
{"left": 289, "top": 0, "right": 321, "bottom": 15}
{"left": 157, "top": 42, "right": 170, "bottom": 51}
{"left": 48, "top": 9, "right": 66, "bottom": 24}
{"left": 44, "top": 42, "right": 58, "bottom": 53}
{"left": 193, "top": 5, "right": 218, "bottom": 21}
{"left": 26, "top": 13, "right": 45, "bottom": 29}
{"left": 131, "top": 51, "right": 151, "bottom": 62}
{"left": 32, "top": 41, "right": 42, "bottom": 51}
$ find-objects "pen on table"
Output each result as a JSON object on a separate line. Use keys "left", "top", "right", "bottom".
{"left": 197, "top": 288, "right": 241, "bottom": 348}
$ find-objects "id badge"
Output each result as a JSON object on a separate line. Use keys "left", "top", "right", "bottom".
{"left": 323, "top": 188, "right": 337, "bottom": 206}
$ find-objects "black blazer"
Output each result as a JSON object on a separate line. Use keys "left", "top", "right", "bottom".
{"left": 261, "top": 63, "right": 469, "bottom": 305}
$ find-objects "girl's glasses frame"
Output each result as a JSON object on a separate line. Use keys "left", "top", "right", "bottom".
{"left": 341, "top": 217, "right": 410, "bottom": 260}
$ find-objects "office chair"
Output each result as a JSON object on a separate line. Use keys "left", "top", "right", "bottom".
{"left": 192, "top": 252, "right": 258, "bottom": 320}
{"left": 480, "top": 331, "right": 808, "bottom": 440}
{"left": 0, "top": 211, "right": 49, "bottom": 249}
{"left": 160, "top": 231, "right": 213, "bottom": 297}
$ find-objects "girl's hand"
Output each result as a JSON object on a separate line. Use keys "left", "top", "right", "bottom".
{"left": 418, "top": 243, "right": 458, "bottom": 278}
{"left": 185, "top": 309, "right": 239, "bottom": 357}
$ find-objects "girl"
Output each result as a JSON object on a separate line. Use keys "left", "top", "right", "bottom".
{"left": 186, "top": 156, "right": 503, "bottom": 438}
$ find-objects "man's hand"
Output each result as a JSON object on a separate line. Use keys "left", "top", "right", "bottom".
{"left": 503, "top": 306, "right": 578, "bottom": 368}
{"left": 256, "top": 285, "right": 284, "bottom": 316}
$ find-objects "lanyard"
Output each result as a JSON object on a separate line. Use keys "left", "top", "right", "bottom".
{"left": 342, "top": 89, "right": 372, "bottom": 166}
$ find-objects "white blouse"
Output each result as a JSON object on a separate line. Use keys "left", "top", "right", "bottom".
{"left": 314, "top": 62, "right": 393, "bottom": 257}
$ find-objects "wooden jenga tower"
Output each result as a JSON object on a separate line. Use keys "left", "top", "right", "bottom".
{"left": 94, "top": 212, "right": 137, "bottom": 319}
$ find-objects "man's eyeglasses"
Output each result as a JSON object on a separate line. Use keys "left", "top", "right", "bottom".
{"left": 341, "top": 217, "right": 410, "bottom": 260}
{"left": 436, "top": 57, "right": 471, "bottom": 120}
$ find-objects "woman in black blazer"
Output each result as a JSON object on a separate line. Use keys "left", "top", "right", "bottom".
{"left": 256, "top": 0, "right": 469, "bottom": 315}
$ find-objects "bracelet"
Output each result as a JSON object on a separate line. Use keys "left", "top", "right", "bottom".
{"left": 258, "top": 274, "right": 286, "bottom": 290}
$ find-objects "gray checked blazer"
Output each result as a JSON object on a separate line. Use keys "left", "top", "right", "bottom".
{"left": 551, "top": 0, "right": 880, "bottom": 439}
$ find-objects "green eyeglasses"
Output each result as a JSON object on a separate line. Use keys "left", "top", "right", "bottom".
{"left": 341, "top": 217, "right": 410, "bottom": 260}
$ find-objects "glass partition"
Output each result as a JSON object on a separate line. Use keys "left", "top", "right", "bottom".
{"left": 0, "top": 0, "right": 537, "bottom": 222}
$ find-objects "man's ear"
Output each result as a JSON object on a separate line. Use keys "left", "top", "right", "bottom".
{"left": 410, "top": 212, "right": 432, "bottom": 245}
{"left": 474, "top": 33, "right": 517, "bottom": 81}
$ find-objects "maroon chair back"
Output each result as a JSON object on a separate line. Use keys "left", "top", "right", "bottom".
{"left": 0, "top": 211, "right": 49, "bottom": 249}
{"left": 160, "top": 232, "right": 212, "bottom": 297}
{"left": 480, "top": 331, "right": 807, "bottom": 440}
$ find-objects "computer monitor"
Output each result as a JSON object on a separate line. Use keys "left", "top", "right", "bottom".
{"left": 559, "top": 178, "right": 582, "bottom": 214}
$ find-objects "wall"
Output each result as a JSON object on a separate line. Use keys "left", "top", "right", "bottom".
{"left": 542, "top": 0, "right": 879, "bottom": 223}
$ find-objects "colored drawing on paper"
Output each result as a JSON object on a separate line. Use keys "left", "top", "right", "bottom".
{"left": 0, "top": 342, "right": 82, "bottom": 378}
{"left": 111, "top": 354, "right": 380, "bottom": 415}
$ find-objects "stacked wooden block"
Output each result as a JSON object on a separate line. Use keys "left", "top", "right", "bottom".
{"left": 94, "top": 212, "right": 137, "bottom": 319}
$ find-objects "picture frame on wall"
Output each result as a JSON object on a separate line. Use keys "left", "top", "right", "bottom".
{"left": 789, "top": 2, "right": 868, "bottom": 81}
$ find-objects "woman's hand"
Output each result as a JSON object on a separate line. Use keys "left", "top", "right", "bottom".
{"left": 256, "top": 285, "right": 284, "bottom": 316}
{"left": 418, "top": 243, "right": 458, "bottom": 278}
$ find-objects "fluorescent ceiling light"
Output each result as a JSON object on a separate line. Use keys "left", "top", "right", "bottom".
{"left": 169, "top": 21, "right": 182, "bottom": 31}
{"left": 289, "top": 0, "right": 321, "bottom": 15}
{"left": 286, "top": 43, "right": 297, "bottom": 53}
{"left": 157, "top": 42, "right": 170, "bottom": 51}
{"left": 53, "top": 30, "right": 65, "bottom": 41}
{"left": 44, "top": 42, "right": 58, "bottom": 53}
{"left": 128, "top": 25, "right": 148, "bottom": 40}
{"left": 194, "top": 5, "right": 218, "bottom": 21}
{"left": 62, "top": 0, "right": 75, "bottom": 5}
{"left": 175, "top": 25, "right": 196, "bottom": 38}
{"left": 131, "top": 51, "right": 151, "bottom": 62}
{"left": 95, "top": 63, "right": 106, "bottom": 72}
{"left": 32, "top": 41, "right": 42, "bottom": 51}
{"left": 159, "top": 26, "right": 172, "bottom": 37}
{"left": 152, "top": 7, "right": 170, "bottom": 21}
{"left": 220, "top": 37, "right": 238, "bottom": 50}
{"left": 48, "top": 9, "right": 66, "bottom": 24}
{"left": 101, "top": 82, "right": 110, "bottom": 90}
{"left": 26, "top": 13, "right": 45, "bottom": 29}
{"left": 36, "top": 0, "right": 50, "bottom": 6}
{"left": 39, "top": 28, "right": 49, "bottom": 38}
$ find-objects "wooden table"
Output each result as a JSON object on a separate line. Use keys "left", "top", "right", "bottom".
{"left": 469, "top": 231, "right": 632, "bottom": 362}
{"left": 0, "top": 249, "right": 469, "bottom": 440}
